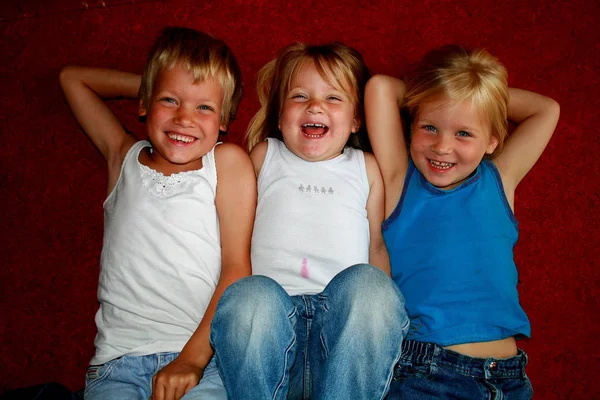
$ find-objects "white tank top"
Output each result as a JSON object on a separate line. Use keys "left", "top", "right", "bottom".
{"left": 91, "top": 140, "right": 221, "bottom": 365}
{"left": 252, "top": 138, "right": 370, "bottom": 295}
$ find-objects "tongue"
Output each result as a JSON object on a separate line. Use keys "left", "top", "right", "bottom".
{"left": 303, "top": 126, "right": 327, "bottom": 136}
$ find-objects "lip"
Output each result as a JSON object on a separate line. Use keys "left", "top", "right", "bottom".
{"left": 164, "top": 132, "right": 198, "bottom": 147}
{"left": 301, "top": 122, "right": 329, "bottom": 139}
{"left": 427, "top": 158, "right": 455, "bottom": 173}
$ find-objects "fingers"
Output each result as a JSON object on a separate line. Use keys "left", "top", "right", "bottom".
{"left": 152, "top": 379, "right": 166, "bottom": 400}
{"left": 174, "top": 385, "right": 185, "bottom": 400}
{"left": 152, "top": 374, "right": 196, "bottom": 400}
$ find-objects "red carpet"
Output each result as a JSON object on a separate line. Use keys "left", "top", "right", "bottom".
{"left": 1, "top": 0, "right": 598, "bottom": 397}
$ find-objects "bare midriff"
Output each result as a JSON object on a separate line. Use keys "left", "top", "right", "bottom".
{"left": 445, "top": 337, "right": 518, "bottom": 358}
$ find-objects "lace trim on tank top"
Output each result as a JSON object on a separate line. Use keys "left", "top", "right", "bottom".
{"left": 138, "top": 162, "right": 204, "bottom": 198}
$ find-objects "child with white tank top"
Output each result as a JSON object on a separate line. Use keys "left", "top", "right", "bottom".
{"left": 210, "top": 42, "right": 409, "bottom": 400}
{"left": 60, "top": 27, "right": 256, "bottom": 400}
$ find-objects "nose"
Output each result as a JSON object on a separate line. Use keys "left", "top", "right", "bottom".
{"left": 306, "top": 99, "right": 324, "bottom": 114}
{"left": 174, "top": 106, "right": 194, "bottom": 127}
{"left": 431, "top": 134, "right": 452, "bottom": 155}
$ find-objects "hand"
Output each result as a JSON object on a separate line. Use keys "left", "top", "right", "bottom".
{"left": 150, "top": 357, "right": 204, "bottom": 400}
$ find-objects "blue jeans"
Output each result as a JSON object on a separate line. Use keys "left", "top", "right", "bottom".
{"left": 211, "top": 264, "right": 409, "bottom": 400}
{"left": 388, "top": 340, "right": 533, "bottom": 399}
{"left": 84, "top": 353, "right": 226, "bottom": 400}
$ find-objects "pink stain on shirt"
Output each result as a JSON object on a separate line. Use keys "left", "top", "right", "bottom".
{"left": 300, "top": 257, "right": 310, "bottom": 279}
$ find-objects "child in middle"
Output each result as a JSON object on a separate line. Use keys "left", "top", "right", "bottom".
{"left": 210, "top": 42, "right": 409, "bottom": 399}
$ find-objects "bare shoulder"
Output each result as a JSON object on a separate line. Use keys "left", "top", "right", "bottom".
{"left": 214, "top": 142, "right": 255, "bottom": 183}
{"left": 213, "top": 142, "right": 257, "bottom": 218}
{"left": 214, "top": 142, "right": 251, "bottom": 165}
{"left": 249, "top": 140, "right": 269, "bottom": 177}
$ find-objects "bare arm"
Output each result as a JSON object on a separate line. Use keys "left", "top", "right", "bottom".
{"left": 59, "top": 66, "right": 140, "bottom": 193}
{"left": 494, "top": 88, "right": 560, "bottom": 207}
{"left": 364, "top": 153, "right": 391, "bottom": 276}
{"left": 365, "top": 75, "right": 409, "bottom": 218}
{"left": 151, "top": 143, "right": 257, "bottom": 400}
{"left": 249, "top": 140, "right": 268, "bottom": 177}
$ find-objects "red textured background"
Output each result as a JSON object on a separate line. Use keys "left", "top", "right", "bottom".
{"left": 1, "top": 0, "right": 598, "bottom": 397}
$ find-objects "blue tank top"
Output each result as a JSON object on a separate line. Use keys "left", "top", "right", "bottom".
{"left": 383, "top": 159, "right": 531, "bottom": 346}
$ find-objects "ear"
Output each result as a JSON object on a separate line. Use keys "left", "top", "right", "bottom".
{"left": 138, "top": 99, "right": 147, "bottom": 117}
{"left": 351, "top": 118, "right": 360, "bottom": 133}
{"left": 219, "top": 122, "right": 228, "bottom": 133}
{"left": 486, "top": 135, "right": 499, "bottom": 155}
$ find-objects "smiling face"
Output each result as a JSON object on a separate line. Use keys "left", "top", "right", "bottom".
{"left": 278, "top": 61, "right": 359, "bottom": 162}
{"left": 141, "top": 64, "right": 226, "bottom": 174}
{"left": 410, "top": 97, "right": 498, "bottom": 190}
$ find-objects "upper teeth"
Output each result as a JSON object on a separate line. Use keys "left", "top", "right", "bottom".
{"left": 303, "top": 123, "right": 326, "bottom": 128}
{"left": 169, "top": 133, "right": 194, "bottom": 143}
{"left": 430, "top": 160, "right": 453, "bottom": 169}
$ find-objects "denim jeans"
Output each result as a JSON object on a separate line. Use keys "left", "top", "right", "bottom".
{"left": 211, "top": 264, "right": 409, "bottom": 400}
{"left": 387, "top": 340, "right": 533, "bottom": 400}
{"left": 84, "top": 353, "right": 226, "bottom": 400}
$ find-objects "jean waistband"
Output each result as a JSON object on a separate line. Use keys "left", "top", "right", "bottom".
{"left": 401, "top": 340, "right": 528, "bottom": 380}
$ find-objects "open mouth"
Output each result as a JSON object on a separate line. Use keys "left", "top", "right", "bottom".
{"left": 301, "top": 123, "right": 329, "bottom": 138}
{"left": 168, "top": 132, "right": 195, "bottom": 143}
{"left": 428, "top": 159, "right": 454, "bottom": 170}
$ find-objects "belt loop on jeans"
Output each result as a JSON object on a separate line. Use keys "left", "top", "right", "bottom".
{"left": 519, "top": 349, "right": 528, "bottom": 379}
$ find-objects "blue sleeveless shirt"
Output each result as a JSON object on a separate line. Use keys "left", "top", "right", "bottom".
{"left": 383, "top": 159, "right": 531, "bottom": 346}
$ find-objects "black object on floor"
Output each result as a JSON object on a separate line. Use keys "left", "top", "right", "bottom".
{"left": 0, "top": 382, "right": 83, "bottom": 400}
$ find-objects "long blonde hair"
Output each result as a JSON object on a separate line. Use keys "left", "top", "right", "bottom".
{"left": 140, "top": 27, "right": 242, "bottom": 130}
{"left": 404, "top": 45, "right": 509, "bottom": 158}
{"left": 246, "top": 42, "right": 371, "bottom": 151}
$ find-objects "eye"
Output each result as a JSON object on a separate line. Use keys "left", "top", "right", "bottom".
{"left": 160, "top": 97, "right": 177, "bottom": 105}
{"left": 291, "top": 93, "right": 307, "bottom": 100}
{"left": 422, "top": 125, "right": 437, "bottom": 132}
{"left": 456, "top": 130, "right": 471, "bottom": 137}
{"left": 198, "top": 105, "right": 214, "bottom": 112}
{"left": 327, "top": 95, "right": 342, "bottom": 101}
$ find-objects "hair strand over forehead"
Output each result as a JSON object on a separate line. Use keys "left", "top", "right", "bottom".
{"left": 246, "top": 42, "right": 371, "bottom": 151}
{"left": 404, "top": 45, "right": 509, "bottom": 158}
{"left": 139, "top": 26, "right": 242, "bottom": 129}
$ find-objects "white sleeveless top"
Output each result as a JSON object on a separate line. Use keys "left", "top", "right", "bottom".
{"left": 91, "top": 140, "right": 221, "bottom": 365}
{"left": 252, "top": 138, "right": 370, "bottom": 295}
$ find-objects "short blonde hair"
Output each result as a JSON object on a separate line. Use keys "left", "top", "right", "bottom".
{"left": 404, "top": 45, "right": 508, "bottom": 158}
{"left": 246, "top": 42, "right": 371, "bottom": 151}
{"left": 139, "top": 27, "right": 242, "bottom": 130}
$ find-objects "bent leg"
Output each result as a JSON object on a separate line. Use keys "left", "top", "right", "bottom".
{"left": 210, "top": 275, "right": 298, "bottom": 400}
{"left": 311, "top": 264, "right": 409, "bottom": 400}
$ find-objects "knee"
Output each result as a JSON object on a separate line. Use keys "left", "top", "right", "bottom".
{"left": 326, "top": 264, "right": 408, "bottom": 330}
{"left": 334, "top": 264, "right": 401, "bottom": 303}
{"left": 215, "top": 275, "right": 292, "bottom": 326}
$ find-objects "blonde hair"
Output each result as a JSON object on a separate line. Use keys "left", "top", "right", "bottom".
{"left": 139, "top": 27, "right": 242, "bottom": 130}
{"left": 404, "top": 45, "right": 508, "bottom": 158}
{"left": 246, "top": 42, "right": 371, "bottom": 151}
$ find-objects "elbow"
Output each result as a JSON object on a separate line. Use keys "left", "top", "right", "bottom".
{"left": 58, "top": 66, "right": 75, "bottom": 90}
{"left": 58, "top": 65, "right": 84, "bottom": 91}
{"left": 366, "top": 75, "right": 392, "bottom": 96}
{"left": 548, "top": 97, "right": 560, "bottom": 121}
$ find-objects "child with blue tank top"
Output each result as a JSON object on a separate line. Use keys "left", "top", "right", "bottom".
{"left": 210, "top": 42, "right": 409, "bottom": 399}
{"left": 59, "top": 27, "right": 256, "bottom": 400}
{"left": 365, "top": 45, "right": 560, "bottom": 399}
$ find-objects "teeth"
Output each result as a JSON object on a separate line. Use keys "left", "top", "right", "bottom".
{"left": 429, "top": 160, "right": 453, "bottom": 169}
{"left": 168, "top": 133, "right": 194, "bottom": 143}
{"left": 302, "top": 123, "right": 326, "bottom": 128}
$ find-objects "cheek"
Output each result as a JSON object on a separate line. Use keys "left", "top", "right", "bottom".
{"left": 409, "top": 132, "right": 428, "bottom": 150}
{"left": 147, "top": 107, "right": 170, "bottom": 123}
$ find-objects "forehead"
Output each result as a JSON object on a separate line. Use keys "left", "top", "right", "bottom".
{"left": 155, "top": 65, "right": 224, "bottom": 102}
{"left": 290, "top": 60, "right": 350, "bottom": 94}
{"left": 417, "top": 97, "right": 490, "bottom": 131}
